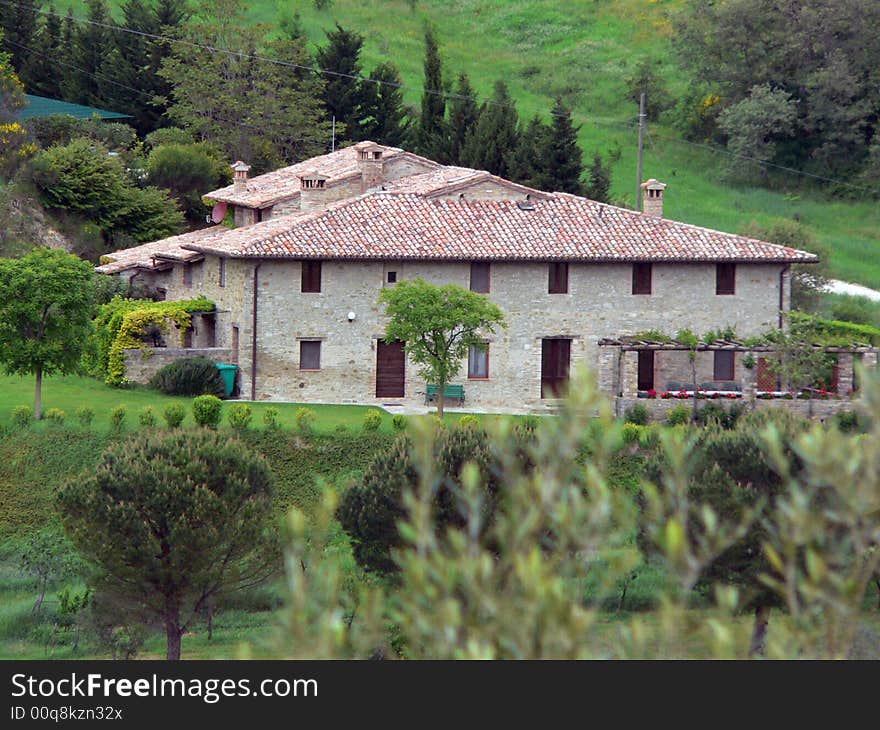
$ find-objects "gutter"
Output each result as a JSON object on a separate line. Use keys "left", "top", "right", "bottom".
{"left": 250, "top": 263, "right": 262, "bottom": 401}
{"left": 779, "top": 264, "right": 790, "bottom": 329}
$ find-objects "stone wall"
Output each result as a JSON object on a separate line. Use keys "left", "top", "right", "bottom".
{"left": 221, "top": 258, "right": 787, "bottom": 408}
{"left": 616, "top": 395, "right": 855, "bottom": 422}
{"left": 124, "top": 347, "right": 232, "bottom": 384}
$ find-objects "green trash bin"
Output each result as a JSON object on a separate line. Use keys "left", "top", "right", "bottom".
{"left": 215, "top": 363, "right": 238, "bottom": 398}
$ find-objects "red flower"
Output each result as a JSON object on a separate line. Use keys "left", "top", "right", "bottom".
{"left": 678, "top": 389, "right": 689, "bottom": 399}
{"left": 647, "top": 388, "right": 657, "bottom": 398}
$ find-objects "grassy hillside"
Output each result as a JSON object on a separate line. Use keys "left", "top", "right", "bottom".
{"left": 51, "top": 0, "right": 880, "bottom": 287}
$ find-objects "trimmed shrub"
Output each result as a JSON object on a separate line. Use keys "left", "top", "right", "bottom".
{"left": 44, "top": 408, "right": 66, "bottom": 426}
{"left": 262, "top": 407, "right": 280, "bottom": 430}
{"left": 622, "top": 422, "right": 644, "bottom": 445}
{"left": 149, "top": 357, "right": 225, "bottom": 398}
{"left": 695, "top": 401, "right": 745, "bottom": 430}
{"left": 294, "top": 407, "right": 317, "bottom": 435}
{"left": 835, "top": 410, "right": 861, "bottom": 433}
{"left": 391, "top": 414, "right": 408, "bottom": 432}
{"left": 162, "top": 403, "right": 186, "bottom": 428}
{"left": 109, "top": 405, "right": 127, "bottom": 432}
{"left": 624, "top": 403, "right": 649, "bottom": 425}
{"left": 76, "top": 406, "right": 95, "bottom": 429}
{"left": 11, "top": 405, "right": 32, "bottom": 429}
{"left": 457, "top": 414, "right": 480, "bottom": 429}
{"left": 138, "top": 406, "right": 157, "bottom": 428}
{"left": 362, "top": 409, "right": 383, "bottom": 432}
{"left": 227, "top": 403, "right": 253, "bottom": 432}
{"left": 666, "top": 405, "right": 690, "bottom": 427}
{"left": 192, "top": 395, "right": 223, "bottom": 429}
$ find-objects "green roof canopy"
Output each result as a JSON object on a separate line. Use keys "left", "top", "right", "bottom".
{"left": 18, "top": 95, "right": 131, "bottom": 121}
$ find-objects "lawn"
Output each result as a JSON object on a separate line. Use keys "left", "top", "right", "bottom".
{"left": 0, "top": 374, "right": 506, "bottom": 433}
{"left": 51, "top": 0, "right": 880, "bottom": 289}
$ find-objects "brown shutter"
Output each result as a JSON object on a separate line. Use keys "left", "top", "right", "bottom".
{"left": 299, "top": 341, "right": 321, "bottom": 370}
{"left": 632, "top": 263, "right": 652, "bottom": 294}
{"left": 716, "top": 263, "right": 736, "bottom": 295}
{"left": 548, "top": 263, "right": 569, "bottom": 294}
{"left": 302, "top": 261, "right": 322, "bottom": 292}
{"left": 713, "top": 351, "right": 735, "bottom": 380}
{"left": 470, "top": 262, "right": 490, "bottom": 293}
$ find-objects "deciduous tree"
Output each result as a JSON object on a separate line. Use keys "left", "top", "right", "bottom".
{"left": 0, "top": 248, "right": 96, "bottom": 419}
{"left": 378, "top": 279, "right": 506, "bottom": 416}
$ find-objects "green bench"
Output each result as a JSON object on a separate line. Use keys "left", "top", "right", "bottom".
{"left": 425, "top": 383, "right": 465, "bottom": 406}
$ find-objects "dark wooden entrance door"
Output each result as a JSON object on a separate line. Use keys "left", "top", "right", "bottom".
{"left": 376, "top": 340, "right": 405, "bottom": 398}
{"left": 637, "top": 350, "right": 655, "bottom": 391}
{"left": 541, "top": 338, "right": 571, "bottom": 398}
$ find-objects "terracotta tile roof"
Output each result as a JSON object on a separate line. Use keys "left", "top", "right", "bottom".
{"left": 204, "top": 142, "right": 440, "bottom": 208}
{"left": 95, "top": 228, "right": 228, "bottom": 274}
{"left": 380, "top": 166, "right": 548, "bottom": 198}
{"left": 181, "top": 192, "right": 819, "bottom": 264}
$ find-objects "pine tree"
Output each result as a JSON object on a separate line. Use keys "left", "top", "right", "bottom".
{"left": 65, "top": 0, "right": 114, "bottom": 107}
{"left": 22, "top": 4, "right": 63, "bottom": 98}
{"left": 542, "top": 98, "right": 584, "bottom": 194}
{"left": 0, "top": 0, "right": 42, "bottom": 75}
{"left": 315, "top": 23, "right": 366, "bottom": 144}
{"left": 56, "top": 9, "right": 76, "bottom": 101}
{"left": 460, "top": 80, "right": 519, "bottom": 178}
{"left": 355, "top": 62, "right": 410, "bottom": 147}
{"left": 415, "top": 26, "right": 448, "bottom": 161}
{"left": 111, "top": 0, "right": 159, "bottom": 133}
{"left": 584, "top": 153, "right": 612, "bottom": 203}
{"left": 449, "top": 73, "right": 478, "bottom": 165}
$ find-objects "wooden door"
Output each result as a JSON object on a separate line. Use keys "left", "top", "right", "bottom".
{"left": 541, "top": 338, "right": 571, "bottom": 398}
{"left": 637, "top": 350, "right": 655, "bottom": 391}
{"left": 376, "top": 340, "right": 405, "bottom": 398}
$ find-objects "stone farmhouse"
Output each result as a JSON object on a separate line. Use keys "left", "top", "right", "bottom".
{"left": 97, "top": 140, "right": 838, "bottom": 413}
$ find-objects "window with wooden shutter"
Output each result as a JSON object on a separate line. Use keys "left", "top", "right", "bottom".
{"left": 300, "top": 341, "right": 321, "bottom": 370}
{"left": 716, "top": 263, "right": 736, "bottom": 295}
{"left": 548, "top": 262, "right": 569, "bottom": 294}
{"left": 713, "top": 351, "right": 735, "bottom": 381}
{"left": 470, "top": 262, "right": 490, "bottom": 293}
{"left": 468, "top": 343, "right": 489, "bottom": 379}
{"left": 632, "top": 263, "right": 652, "bottom": 295}
{"left": 302, "top": 261, "right": 322, "bottom": 293}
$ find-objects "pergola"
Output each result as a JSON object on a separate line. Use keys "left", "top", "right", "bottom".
{"left": 596, "top": 336, "right": 878, "bottom": 400}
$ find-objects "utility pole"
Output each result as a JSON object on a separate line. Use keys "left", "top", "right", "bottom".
{"left": 636, "top": 92, "right": 646, "bottom": 212}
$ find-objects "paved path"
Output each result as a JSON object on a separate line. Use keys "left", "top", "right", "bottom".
{"left": 825, "top": 279, "right": 880, "bottom": 302}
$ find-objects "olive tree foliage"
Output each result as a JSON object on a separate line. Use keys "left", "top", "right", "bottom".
{"left": 0, "top": 248, "right": 96, "bottom": 419}
{"left": 57, "top": 430, "right": 277, "bottom": 660}
{"left": 379, "top": 279, "right": 506, "bottom": 416}
{"left": 272, "top": 369, "right": 880, "bottom": 659}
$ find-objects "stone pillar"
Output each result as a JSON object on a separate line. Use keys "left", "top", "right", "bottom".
{"left": 742, "top": 354, "right": 757, "bottom": 404}
{"left": 621, "top": 350, "right": 639, "bottom": 398}
{"left": 837, "top": 353, "right": 854, "bottom": 396}
{"left": 597, "top": 346, "right": 619, "bottom": 398}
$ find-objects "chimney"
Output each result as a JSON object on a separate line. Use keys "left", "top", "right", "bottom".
{"left": 231, "top": 161, "right": 250, "bottom": 195}
{"left": 299, "top": 171, "right": 330, "bottom": 212}
{"left": 355, "top": 141, "right": 385, "bottom": 192}
{"left": 640, "top": 179, "right": 666, "bottom": 217}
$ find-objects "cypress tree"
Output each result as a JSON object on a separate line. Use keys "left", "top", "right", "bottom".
{"left": 584, "top": 153, "right": 612, "bottom": 203}
{"left": 65, "top": 0, "right": 114, "bottom": 107}
{"left": 112, "top": 0, "right": 159, "bottom": 133}
{"left": 355, "top": 61, "right": 410, "bottom": 147}
{"left": 509, "top": 115, "right": 550, "bottom": 188}
{"left": 57, "top": 9, "right": 76, "bottom": 101}
{"left": 415, "top": 26, "right": 448, "bottom": 161}
{"left": 449, "top": 72, "right": 478, "bottom": 165}
{"left": 315, "top": 23, "right": 366, "bottom": 144}
{"left": 460, "top": 80, "right": 519, "bottom": 178}
{"left": 543, "top": 98, "right": 584, "bottom": 194}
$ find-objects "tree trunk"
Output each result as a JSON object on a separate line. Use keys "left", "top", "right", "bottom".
{"left": 691, "top": 361, "right": 698, "bottom": 422}
{"left": 165, "top": 610, "right": 183, "bottom": 661}
{"left": 34, "top": 365, "right": 43, "bottom": 420}
{"left": 749, "top": 604, "right": 771, "bottom": 658}
{"left": 437, "top": 383, "right": 445, "bottom": 418}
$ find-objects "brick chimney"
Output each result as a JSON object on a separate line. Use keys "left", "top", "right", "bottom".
{"left": 299, "top": 171, "right": 330, "bottom": 212}
{"left": 640, "top": 179, "right": 666, "bottom": 217}
{"left": 231, "top": 160, "right": 250, "bottom": 195}
{"left": 354, "top": 141, "right": 385, "bottom": 192}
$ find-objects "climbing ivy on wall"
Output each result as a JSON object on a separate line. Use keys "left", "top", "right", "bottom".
{"left": 84, "top": 296, "right": 215, "bottom": 386}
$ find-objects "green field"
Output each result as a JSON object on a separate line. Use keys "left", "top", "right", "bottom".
{"left": 52, "top": 0, "right": 880, "bottom": 288}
